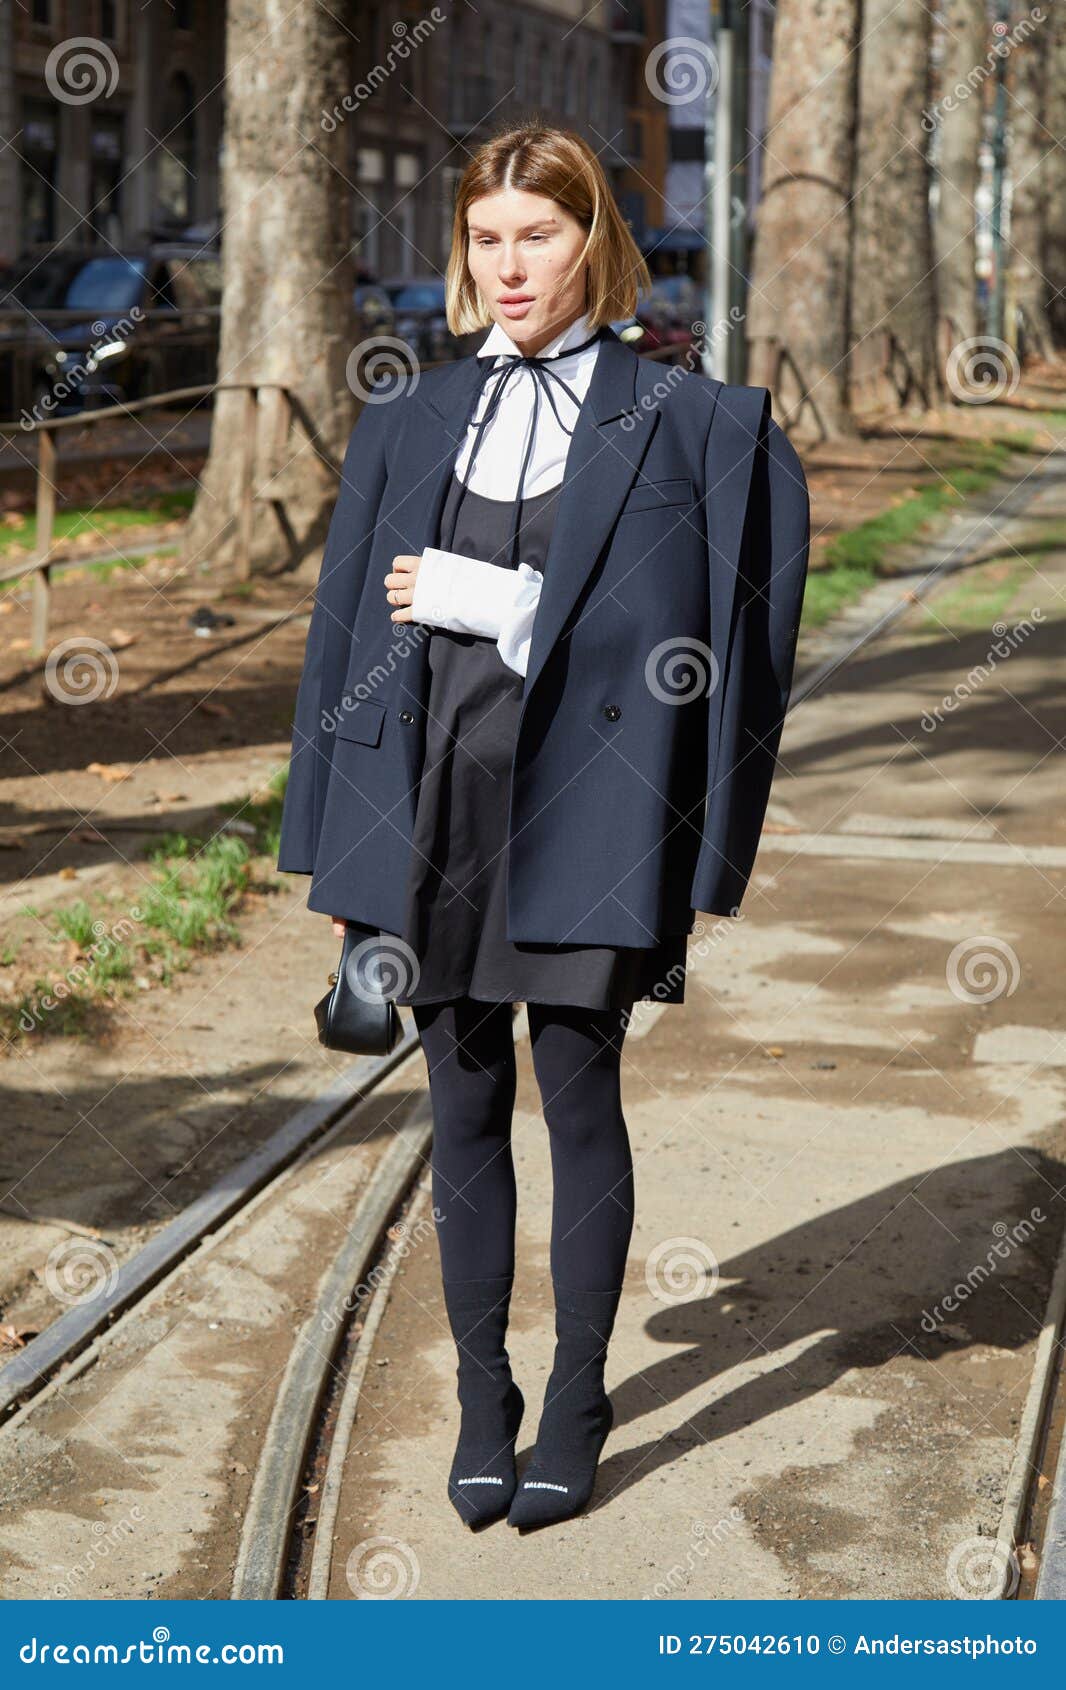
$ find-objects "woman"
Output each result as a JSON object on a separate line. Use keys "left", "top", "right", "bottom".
{"left": 277, "top": 125, "right": 809, "bottom": 1533}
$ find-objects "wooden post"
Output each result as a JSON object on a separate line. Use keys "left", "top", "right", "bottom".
{"left": 30, "top": 427, "right": 57, "bottom": 655}
{"left": 235, "top": 385, "right": 258, "bottom": 579}
{"left": 259, "top": 384, "right": 292, "bottom": 486}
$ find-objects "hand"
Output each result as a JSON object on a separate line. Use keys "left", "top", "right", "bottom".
{"left": 330, "top": 916, "right": 347, "bottom": 937}
{"left": 384, "top": 554, "right": 421, "bottom": 621}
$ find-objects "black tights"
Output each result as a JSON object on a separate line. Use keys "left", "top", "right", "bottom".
{"left": 412, "top": 996, "right": 634, "bottom": 1290}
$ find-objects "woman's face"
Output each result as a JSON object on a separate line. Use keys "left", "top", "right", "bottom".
{"left": 466, "top": 188, "right": 588, "bottom": 354}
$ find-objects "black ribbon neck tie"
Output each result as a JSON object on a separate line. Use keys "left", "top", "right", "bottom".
{"left": 446, "top": 326, "right": 605, "bottom": 565}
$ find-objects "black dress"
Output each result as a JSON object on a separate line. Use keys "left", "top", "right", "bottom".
{"left": 382, "top": 468, "right": 690, "bottom": 1009}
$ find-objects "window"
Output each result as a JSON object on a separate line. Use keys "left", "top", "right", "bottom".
{"left": 90, "top": 114, "right": 125, "bottom": 242}
{"left": 539, "top": 40, "right": 553, "bottom": 107}
{"left": 98, "top": 0, "right": 129, "bottom": 42}
{"left": 65, "top": 257, "right": 147, "bottom": 313}
{"left": 357, "top": 148, "right": 385, "bottom": 185}
{"left": 19, "top": 101, "right": 59, "bottom": 245}
{"left": 157, "top": 71, "right": 196, "bottom": 224}
{"left": 512, "top": 24, "right": 523, "bottom": 100}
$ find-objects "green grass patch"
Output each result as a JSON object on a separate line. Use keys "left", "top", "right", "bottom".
{"left": 0, "top": 779, "right": 288, "bottom": 1046}
{"left": 803, "top": 439, "right": 1014, "bottom": 630}
{"left": 0, "top": 489, "right": 194, "bottom": 560}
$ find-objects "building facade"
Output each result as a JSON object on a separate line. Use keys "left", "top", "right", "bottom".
{"left": 0, "top": 0, "right": 224, "bottom": 266}
{"left": 1, "top": 1, "right": 674, "bottom": 279}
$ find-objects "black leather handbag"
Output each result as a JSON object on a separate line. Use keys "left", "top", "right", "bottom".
{"left": 314, "top": 922, "right": 404, "bottom": 1055}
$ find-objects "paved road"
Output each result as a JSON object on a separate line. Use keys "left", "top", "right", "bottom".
{"left": 321, "top": 452, "right": 1066, "bottom": 1600}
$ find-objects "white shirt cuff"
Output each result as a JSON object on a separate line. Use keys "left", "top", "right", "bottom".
{"left": 412, "top": 547, "right": 544, "bottom": 677}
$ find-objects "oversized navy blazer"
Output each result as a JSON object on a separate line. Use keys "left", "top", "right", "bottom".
{"left": 276, "top": 325, "right": 810, "bottom": 946}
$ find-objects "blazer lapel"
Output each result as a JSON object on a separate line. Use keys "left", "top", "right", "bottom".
{"left": 520, "top": 329, "right": 658, "bottom": 697}
{"left": 390, "top": 354, "right": 487, "bottom": 559}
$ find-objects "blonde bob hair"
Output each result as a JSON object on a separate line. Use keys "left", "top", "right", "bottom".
{"left": 444, "top": 124, "right": 653, "bottom": 337}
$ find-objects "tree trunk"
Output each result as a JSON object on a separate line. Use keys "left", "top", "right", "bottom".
{"left": 933, "top": 0, "right": 985, "bottom": 356}
{"left": 851, "top": 0, "right": 939, "bottom": 414}
{"left": 182, "top": 0, "right": 358, "bottom": 572}
{"left": 1044, "top": 0, "right": 1066, "bottom": 350}
{"left": 1009, "top": 7, "right": 1058, "bottom": 360}
{"left": 746, "top": 0, "right": 861, "bottom": 439}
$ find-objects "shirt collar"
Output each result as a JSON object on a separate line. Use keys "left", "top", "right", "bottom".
{"left": 477, "top": 308, "right": 594, "bottom": 362}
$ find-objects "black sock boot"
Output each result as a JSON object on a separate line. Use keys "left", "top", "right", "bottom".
{"left": 506, "top": 1282, "right": 620, "bottom": 1530}
{"left": 441, "top": 1273, "right": 525, "bottom": 1528}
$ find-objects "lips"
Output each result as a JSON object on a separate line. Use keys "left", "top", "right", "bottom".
{"left": 499, "top": 295, "right": 533, "bottom": 304}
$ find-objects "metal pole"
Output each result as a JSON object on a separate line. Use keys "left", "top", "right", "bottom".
{"left": 711, "top": 0, "right": 735, "bottom": 380}
{"left": 728, "top": 0, "right": 751, "bottom": 382}
{"left": 989, "top": 0, "right": 1010, "bottom": 340}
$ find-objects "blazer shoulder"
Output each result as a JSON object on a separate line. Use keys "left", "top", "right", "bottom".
{"left": 637, "top": 361, "right": 771, "bottom": 430}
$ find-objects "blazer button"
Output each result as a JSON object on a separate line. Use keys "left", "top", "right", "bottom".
{"left": 398, "top": 709, "right": 414, "bottom": 723}
{"left": 602, "top": 703, "right": 621, "bottom": 721}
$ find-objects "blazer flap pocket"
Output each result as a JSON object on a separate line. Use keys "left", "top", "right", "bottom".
{"left": 620, "top": 476, "right": 695, "bottom": 515}
{"left": 333, "top": 697, "right": 387, "bottom": 746}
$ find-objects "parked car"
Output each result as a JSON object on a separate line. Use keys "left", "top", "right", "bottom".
{"left": 36, "top": 246, "right": 222, "bottom": 415}
{"left": 636, "top": 275, "right": 699, "bottom": 356}
{"left": 0, "top": 247, "right": 96, "bottom": 420}
{"left": 353, "top": 283, "right": 396, "bottom": 338}
{"left": 383, "top": 277, "right": 452, "bottom": 363}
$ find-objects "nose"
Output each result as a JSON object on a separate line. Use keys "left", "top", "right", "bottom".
{"left": 498, "top": 247, "right": 525, "bottom": 283}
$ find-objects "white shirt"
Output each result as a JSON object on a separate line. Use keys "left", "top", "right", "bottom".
{"left": 456, "top": 307, "right": 601, "bottom": 497}
{"left": 409, "top": 309, "right": 602, "bottom": 674}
